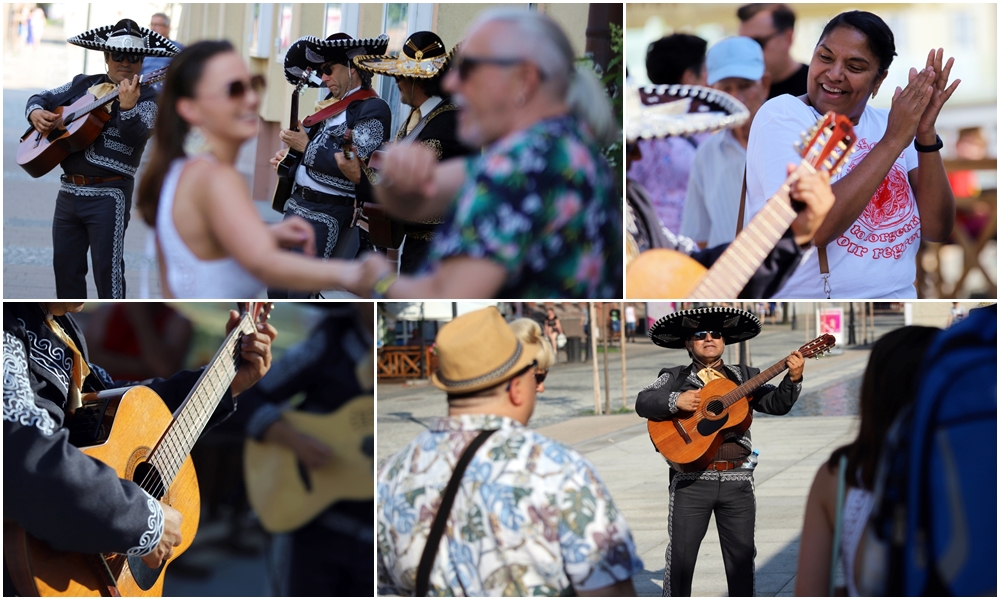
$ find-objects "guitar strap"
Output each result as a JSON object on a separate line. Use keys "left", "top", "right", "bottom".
{"left": 818, "top": 247, "right": 831, "bottom": 298}
{"left": 736, "top": 165, "right": 747, "bottom": 236}
{"left": 415, "top": 429, "right": 498, "bottom": 596}
{"left": 301, "top": 89, "right": 378, "bottom": 128}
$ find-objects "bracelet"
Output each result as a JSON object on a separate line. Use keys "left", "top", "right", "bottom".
{"left": 914, "top": 134, "right": 943, "bottom": 153}
{"left": 371, "top": 271, "right": 398, "bottom": 299}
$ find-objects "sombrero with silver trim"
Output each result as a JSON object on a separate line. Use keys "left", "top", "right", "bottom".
{"left": 66, "top": 18, "right": 178, "bottom": 58}
{"left": 626, "top": 83, "right": 750, "bottom": 142}
{"left": 353, "top": 31, "right": 454, "bottom": 79}
{"left": 648, "top": 306, "right": 761, "bottom": 349}
{"left": 431, "top": 307, "right": 539, "bottom": 395}
{"left": 283, "top": 33, "right": 390, "bottom": 86}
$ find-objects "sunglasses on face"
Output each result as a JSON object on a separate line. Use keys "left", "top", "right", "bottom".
{"left": 505, "top": 360, "right": 539, "bottom": 391}
{"left": 691, "top": 331, "right": 723, "bottom": 341}
{"left": 534, "top": 370, "right": 549, "bottom": 385}
{"left": 223, "top": 74, "right": 267, "bottom": 99}
{"left": 319, "top": 62, "right": 347, "bottom": 77}
{"left": 752, "top": 30, "right": 783, "bottom": 49}
{"left": 110, "top": 51, "right": 143, "bottom": 64}
{"left": 453, "top": 55, "right": 529, "bottom": 82}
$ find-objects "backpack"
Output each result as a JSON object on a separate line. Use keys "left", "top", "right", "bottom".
{"left": 858, "top": 304, "right": 997, "bottom": 596}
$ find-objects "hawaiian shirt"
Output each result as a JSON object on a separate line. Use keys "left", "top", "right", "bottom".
{"left": 423, "top": 115, "right": 623, "bottom": 298}
{"left": 627, "top": 133, "right": 708, "bottom": 234}
{"left": 377, "top": 414, "right": 642, "bottom": 596}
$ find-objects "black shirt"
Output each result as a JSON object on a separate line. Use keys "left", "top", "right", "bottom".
{"left": 768, "top": 63, "right": 809, "bottom": 100}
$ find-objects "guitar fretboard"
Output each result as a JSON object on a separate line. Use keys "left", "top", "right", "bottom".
{"left": 691, "top": 163, "right": 816, "bottom": 299}
{"left": 63, "top": 70, "right": 165, "bottom": 125}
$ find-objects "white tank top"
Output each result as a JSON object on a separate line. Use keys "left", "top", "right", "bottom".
{"left": 156, "top": 157, "right": 265, "bottom": 299}
{"left": 840, "top": 486, "right": 875, "bottom": 597}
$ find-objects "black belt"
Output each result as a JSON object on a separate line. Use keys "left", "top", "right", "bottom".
{"left": 61, "top": 174, "right": 125, "bottom": 185}
{"left": 294, "top": 185, "right": 354, "bottom": 207}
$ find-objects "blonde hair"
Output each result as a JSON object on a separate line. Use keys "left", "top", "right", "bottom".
{"left": 508, "top": 318, "right": 555, "bottom": 371}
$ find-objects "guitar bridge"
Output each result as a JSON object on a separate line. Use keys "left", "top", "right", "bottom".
{"left": 672, "top": 419, "right": 692, "bottom": 444}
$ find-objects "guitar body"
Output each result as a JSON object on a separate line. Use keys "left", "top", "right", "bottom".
{"left": 17, "top": 95, "right": 111, "bottom": 178}
{"left": 244, "top": 395, "right": 374, "bottom": 533}
{"left": 4, "top": 386, "right": 199, "bottom": 596}
{"left": 626, "top": 248, "right": 705, "bottom": 298}
{"left": 646, "top": 378, "right": 753, "bottom": 472}
{"left": 271, "top": 148, "right": 301, "bottom": 213}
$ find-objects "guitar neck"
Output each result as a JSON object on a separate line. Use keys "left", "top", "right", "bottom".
{"left": 288, "top": 94, "right": 299, "bottom": 131}
{"left": 691, "top": 162, "right": 817, "bottom": 299}
{"left": 64, "top": 71, "right": 164, "bottom": 124}
{"left": 149, "top": 312, "right": 253, "bottom": 487}
{"left": 716, "top": 357, "right": 790, "bottom": 409}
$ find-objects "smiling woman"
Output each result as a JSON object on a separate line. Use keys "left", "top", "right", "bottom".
{"left": 744, "top": 10, "right": 960, "bottom": 299}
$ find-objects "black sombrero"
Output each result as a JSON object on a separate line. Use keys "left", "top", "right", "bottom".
{"left": 626, "top": 83, "right": 749, "bottom": 142}
{"left": 283, "top": 33, "right": 390, "bottom": 86}
{"left": 648, "top": 306, "right": 761, "bottom": 349}
{"left": 353, "top": 31, "right": 454, "bottom": 79}
{"left": 66, "top": 18, "right": 178, "bottom": 58}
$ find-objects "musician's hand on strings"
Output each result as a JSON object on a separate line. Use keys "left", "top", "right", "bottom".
{"left": 226, "top": 309, "right": 278, "bottom": 397}
{"left": 118, "top": 75, "right": 140, "bottom": 111}
{"left": 786, "top": 351, "right": 804, "bottom": 382}
{"left": 142, "top": 502, "right": 182, "bottom": 569}
{"left": 788, "top": 164, "right": 835, "bottom": 247}
{"left": 676, "top": 389, "right": 701, "bottom": 412}
{"left": 270, "top": 216, "right": 316, "bottom": 256}
{"left": 279, "top": 125, "right": 309, "bottom": 153}
{"left": 29, "top": 108, "right": 61, "bottom": 134}
{"left": 262, "top": 420, "right": 333, "bottom": 469}
{"left": 915, "top": 48, "right": 961, "bottom": 145}
{"left": 270, "top": 148, "right": 288, "bottom": 170}
{"left": 334, "top": 148, "right": 363, "bottom": 184}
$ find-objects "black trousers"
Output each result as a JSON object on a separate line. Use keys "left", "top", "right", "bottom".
{"left": 52, "top": 182, "right": 131, "bottom": 299}
{"left": 663, "top": 470, "right": 756, "bottom": 597}
{"left": 268, "top": 193, "right": 358, "bottom": 299}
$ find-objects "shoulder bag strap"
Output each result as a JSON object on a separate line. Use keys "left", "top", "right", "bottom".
{"left": 818, "top": 247, "right": 831, "bottom": 299}
{"left": 735, "top": 165, "right": 747, "bottom": 236}
{"left": 414, "top": 429, "right": 498, "bottom": 596}
{"left": 829, "top": 453, "right": 848, "bottom": 596}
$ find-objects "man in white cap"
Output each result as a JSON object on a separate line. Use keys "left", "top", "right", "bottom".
{"left": 681, "top": 36, "right": 771, "bottom": 249}
{"left": 377, "top": 306, "right": 642, "bottom": 596}
{"left": 24, "top": 19, "right": 177, "bottom": 298}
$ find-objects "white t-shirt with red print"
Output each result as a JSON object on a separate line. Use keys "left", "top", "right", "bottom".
{"left": 745, "top": 94, "right": 920, "bottom": 298}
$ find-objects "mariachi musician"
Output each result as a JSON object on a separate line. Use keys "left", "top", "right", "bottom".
{"left": 351, "top": 31, "right": 473, "bottom": 274}
{"left": 269, "top": 33, "right": 392, "bottom": 299}
{"left": 24, "top": 19, "right": 177, "bottom": 299}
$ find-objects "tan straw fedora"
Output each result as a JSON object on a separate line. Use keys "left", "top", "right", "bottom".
{"left": 431, "top": 307, "right": 539, "bottom": 394}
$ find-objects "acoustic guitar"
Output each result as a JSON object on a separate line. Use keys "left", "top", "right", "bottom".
{"left": 243, "top": 394, "right": 374, "bottom": 533}
{"left": 626, "top": 112, "right": 856, "bottom": 298}
{"left": 3, "top": 303, "right": 271, "bottom": 596}
{"left": 647, "top": 334, "right": 835, "bottom": 472}
{"left": 272, "top": 69, "right": 312, "bottom": 213}
{"left": 17, "top": 67, "right": 169, "bottom": 178}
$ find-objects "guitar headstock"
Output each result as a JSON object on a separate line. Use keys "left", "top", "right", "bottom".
{"left": 795, "top": 112, "right": 856, "bottom": 177}
{"left": 140, "top": 67, "right": 170, "bottom": 87}
{"left": 799, "top": 334, "right": 836, "bottom": 359}
{"left": 237, "top": 302, "right": 273, "bottom": 334}
{"left": 295, "top": 68, "right": 312, "bottom": 95}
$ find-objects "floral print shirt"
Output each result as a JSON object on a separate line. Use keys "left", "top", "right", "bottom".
{"left": 377, "top": 414, "right": 642, "bottom": 596}
{"left": 423, "top": 115, "right": 622, "bottom": 298}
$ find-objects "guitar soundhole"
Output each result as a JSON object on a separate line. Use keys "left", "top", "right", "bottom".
{"left": 132, "top": 462, "right": 166, "bottom": 500}
{"left": 705, "top": 399, "right": 725, "bottom": 417}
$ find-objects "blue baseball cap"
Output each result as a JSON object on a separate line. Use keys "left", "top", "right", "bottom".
{"left": 706, "top": 36, "right": 765, "bottom": 86}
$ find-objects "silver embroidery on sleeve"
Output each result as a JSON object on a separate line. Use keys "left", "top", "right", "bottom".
{"left": 640, "top": 372, "right": 673, "bottom": 392}
{"left": 351, "top": 118, "right": 384, "bottom": 159}
{"left": 3, "top": 332, "right": 58, "bottom": 436}
{"left": 19, "top": 319, "right": 72, "bottom": 393}
{"left": 119, "top": 100, "right": 157, "bottom": 129}
{"left": 127, "top": 490, "right": 164, "bottom": 556}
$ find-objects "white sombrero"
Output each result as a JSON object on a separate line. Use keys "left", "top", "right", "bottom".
{"left": 626, "top": 84, "right": 750, "bottom": 142}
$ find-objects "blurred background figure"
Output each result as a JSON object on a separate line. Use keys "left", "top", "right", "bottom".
{"left": 508, "top": 317, "right": 555, "bottom": 393}
{"left": 141, "top": 12, "right": 183, "bottom": 89}
{"left": 627, "top": 33, "right": 708, "bottom": 234}
{"left": 737, "top": 3, "right": 807, "bottom": 99}
{"left": 83, "top": 303, "right": 192, "bottom": 381}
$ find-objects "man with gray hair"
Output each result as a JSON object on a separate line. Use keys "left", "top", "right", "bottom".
{"left": 141, "top": 13, "right": 182, "bottom": 88}
{"left": 356, "top": 8, "right": 622, "bottom": 299}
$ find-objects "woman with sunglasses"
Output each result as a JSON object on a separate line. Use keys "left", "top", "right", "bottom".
{"left": 136, "top": 40, "right": 364, "bottom": 299}
{"left": 508, "top": 318, "right": 555, "bottom": 393}
{"left": 24, "top": 19, "right": 177, "bottom": 299}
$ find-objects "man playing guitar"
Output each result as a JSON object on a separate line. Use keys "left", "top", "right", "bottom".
{"left": 3, "top": 302, "right": 276, "bottom": 596}
{"left": 635, "top": 306, "right": 803, "bottom": 596}
{"left": 24, "top": 19, "right": 177, "bottom": 299}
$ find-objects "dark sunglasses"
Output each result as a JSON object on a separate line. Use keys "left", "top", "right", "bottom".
{"left": 534, "top": 370, "right": 549, "bottom": 385}
{"left": 224, "top": 75, "right": 267, "bottom": 99}
{"left": 319, "top": 61, "right": 348, "bottom": 77}
{"left": 751, "top": 30, "right": 783, "bottom": 49}
{"left": 110, "top": 51, "right": 143, "bottom": 64}
{"left": 454, "top": 55, "right": 530, "bottom": 82}
{"left": 505, "top": 360, "right": 539, "bottom": 391}
{"left": 692, "top": 331, "right": 723, "bottom": 341}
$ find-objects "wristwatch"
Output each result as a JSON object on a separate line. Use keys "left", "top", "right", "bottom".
{"left": 914, "top": 134, "right": 943, "bottom": 153}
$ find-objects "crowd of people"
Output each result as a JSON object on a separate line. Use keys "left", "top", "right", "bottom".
{"left": 627, "top": 4, "right": 964, "bottom": 299}
{"left": 23, "top": 7, "right": 622, "bottom": 300}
